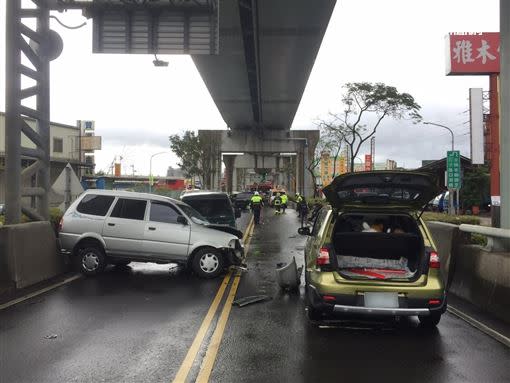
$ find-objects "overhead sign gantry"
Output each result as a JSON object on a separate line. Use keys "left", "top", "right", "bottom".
{"left": 4, "top": 0, "right": 219, "bottom": 224}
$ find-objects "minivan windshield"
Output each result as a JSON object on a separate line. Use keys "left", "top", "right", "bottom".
{"left": 177, "top": 203, "right": 209, "bottom": 225}
{"left": 184, "top": 198, "right": 232, "bottom": 220}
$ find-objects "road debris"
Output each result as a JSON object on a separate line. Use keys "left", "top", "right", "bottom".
{"left": 230, "top": 264, "right": 248, "bottom": 272}
{"left": 233, "top": 295, "right": 271, "bottom": 307}
{"left": 276, "top": 257, "right": 302, "bottom": 291}
{"left": 44, "top": 334, "right": 58, "bottom": 340}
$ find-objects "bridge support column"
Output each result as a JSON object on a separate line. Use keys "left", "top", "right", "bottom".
{"left": 223, "top": 154, "right": 236, "bottom": 194}
{"left": 198, "top": 129, "right": 319, "bottom": 195}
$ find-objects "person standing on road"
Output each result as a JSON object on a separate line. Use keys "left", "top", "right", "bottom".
{"left": 296, "top": 193, "right": 303, "bottom": 217}
{"left": 274, "top": 192, "right": 283, "bottom": 215}
{"left": 281, "top": 193, "right": 288, "bottom": 214}
{"left": 250, "top": 191, "right": 263, "bottom": 225}
{"left": 296, "top": 193, "right": 308, "bottom": 226}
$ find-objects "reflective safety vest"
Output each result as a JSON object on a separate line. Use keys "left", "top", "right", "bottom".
{"left": 281, "top": 194, "right": 288, "bottom": 204}
{"left": 251, "top": 195, "right": 263, "bottom": 205}
{"left": 274, "top": 197, "right": 282, "bottom": 206}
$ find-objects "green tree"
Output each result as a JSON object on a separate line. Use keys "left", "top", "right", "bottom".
{"left": 317, "top": 118, "right": 346, "bottom": 177}
{"left": 169, "top": 131, "right": 203, "bottom": 184}
{"left": 319, "top": 82, "right": 422, "bottom": 172}
{"left": 307, "top": 134, "right": 335, "bottom": 197}
{"left": 460, "top": 166, "right": 490, "bottom": 210}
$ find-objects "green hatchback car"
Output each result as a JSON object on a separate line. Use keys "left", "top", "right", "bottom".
{"left": 299, "top": 171, "right": 446, "bottom": 327}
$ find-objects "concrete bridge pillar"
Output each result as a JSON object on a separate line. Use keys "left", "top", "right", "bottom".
{"left": 198, "top": 129, "right": 319, "bottom": 195}
{"left": 223, "top": 155, "right": 236, "bottom": 194}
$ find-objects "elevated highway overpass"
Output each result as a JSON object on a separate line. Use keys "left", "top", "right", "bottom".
{"left": 193, "top": 0, "right": 335, "bottom": 131}
{"left": 194, "top": 0, "right": 335, "bottom": 193}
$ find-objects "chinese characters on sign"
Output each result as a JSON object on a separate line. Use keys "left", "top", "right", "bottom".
{"left": 445, "top": 33, "right": 500, "bottom": 75}
{"left": 447, "top": 151, "right": 462, "bottom": 189}
{"left": 364, "top": 154, "right": 372, "bottom": 171}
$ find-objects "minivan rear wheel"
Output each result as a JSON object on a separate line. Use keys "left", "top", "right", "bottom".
{"left": 192, "top": 248, "right": 224, "bottom": 278}
{"left": 77, "top": 246, "right": 106, "bottom": 276}
{"left": 419, "top": 313, "right": 441, "bottom": 328}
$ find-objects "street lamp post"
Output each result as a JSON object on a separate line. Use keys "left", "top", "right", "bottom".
{"left": 423, "top": 122, "right": 455, "bottom": 151}
{"left": 149, "top": 151, "right": 170, "bottom": 193}
{"left": 423, "top": 122, "right": 456, "bottom": 215}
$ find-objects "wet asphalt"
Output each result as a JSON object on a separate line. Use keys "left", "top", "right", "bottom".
{"left": 0, "top": 208, "right": 509, "bottom": 383}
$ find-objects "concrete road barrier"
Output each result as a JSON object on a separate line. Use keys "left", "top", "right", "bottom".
{"left": 427, "top": 221, "right": 510, "bottom": 324}
{"left": 0, "top": 222, "right": 67, "bottom": 289}
{"left": 451, "top": 245, "right": 510, "bottom": 323}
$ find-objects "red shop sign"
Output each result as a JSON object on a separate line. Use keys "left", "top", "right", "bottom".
{"left": 445, "top": 32, "right": 500, "bottom": 75}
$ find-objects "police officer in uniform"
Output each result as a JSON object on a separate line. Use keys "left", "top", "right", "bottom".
{"left": 281, "top": 193, "right": 288, "bottom": 214}
{"left": 250, "top": 191, "right": 263, "bottom": 224}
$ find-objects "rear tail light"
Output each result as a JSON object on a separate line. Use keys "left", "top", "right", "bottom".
{"left": 322, "top": 295, "right": 336, "bottom": 302}
{"left": 429, "top": 251, "right": 440, "bottom": 269}
{"left": 317, "top": 247, "right": 330, "bottom": 267}
{"left": 428, "top": 299, "right": 442, "bottom": 306}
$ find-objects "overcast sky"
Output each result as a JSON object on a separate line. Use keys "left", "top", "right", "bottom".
{"left": 0, "top": 0, "right": 500, "bottom": 175}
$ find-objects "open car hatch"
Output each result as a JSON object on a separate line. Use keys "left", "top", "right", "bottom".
{"left": 323, "top": 171, "right": 441, "bottom": 211}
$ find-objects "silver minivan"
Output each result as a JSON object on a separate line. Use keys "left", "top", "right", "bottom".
{"left": 59, "top": 190, "right": 244, "bottom": 278}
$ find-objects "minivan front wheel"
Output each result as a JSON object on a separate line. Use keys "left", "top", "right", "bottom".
{"left": 192, "top": 248, "right": 224, "bottom": 278}
{"left": 77, "top": 246, "right": 106, "bottom": 276}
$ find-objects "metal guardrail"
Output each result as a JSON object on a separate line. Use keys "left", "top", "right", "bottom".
{"left": 459, "top": 224, "right": 510, "bottom": 252}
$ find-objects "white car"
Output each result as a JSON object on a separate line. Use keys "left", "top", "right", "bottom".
{"left": 59, "top": 190, "right": 243, "bottom": 278}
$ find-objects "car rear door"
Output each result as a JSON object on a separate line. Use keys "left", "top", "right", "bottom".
{"left": 143, "top": 201, "right": 191, "bottom": 261}
{"left": 102, "top": 197, "right": 148, "bottom": 256}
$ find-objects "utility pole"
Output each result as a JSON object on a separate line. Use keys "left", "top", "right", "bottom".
{"left": 500, "top": 0, "right": 510, "bottom": 230}
{"left": 424, "top": 121, "right": 457, "bottom": 215}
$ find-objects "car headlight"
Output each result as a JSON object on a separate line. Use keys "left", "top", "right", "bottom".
{"left": 228, "top": 239, "right": 237, "bottom": 249}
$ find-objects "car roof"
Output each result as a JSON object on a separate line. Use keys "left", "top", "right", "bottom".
{"left": 180, "top": 191, "right": 229, "bottom": 199}
{"left": 82, "top": 189, "right": 180, "bottom": 204}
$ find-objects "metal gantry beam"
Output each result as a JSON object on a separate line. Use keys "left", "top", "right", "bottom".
{"left": 5, "top": 0, "right": 51, "bottom": 224}
{"left": 238, "top": 0, "right": 262, "bottom": 125}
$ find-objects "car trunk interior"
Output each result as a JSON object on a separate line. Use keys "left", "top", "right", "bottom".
{"left": 331, "top": 212, "right": 425, "bottom": 281}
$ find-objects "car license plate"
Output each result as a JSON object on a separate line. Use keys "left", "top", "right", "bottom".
{"left": 364, "top": 292, "right": 399, "bottom": 308}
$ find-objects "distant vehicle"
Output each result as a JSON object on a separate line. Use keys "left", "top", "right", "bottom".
{"left": 59, "top": 190, "right": 244, "bottom": 278}
{"left": 180, "top": 188, "right": 201, "bottom": 198}
{"left": 0, "top": 203, "right": 5, "bottom": 215}
{"left": 181, "top": 191, "right": 241, "bottom": 228}
{"left": 233, "top": 191, "right": 254, "bottom": 210}
{"left": 299, "top": 171, "right": 446, "bottom": 327}
{"left": 248, "top": 181, "right": 273, "bottom": 193}
{"left": 431, "top": 192, "right": 449, "bottom": 212}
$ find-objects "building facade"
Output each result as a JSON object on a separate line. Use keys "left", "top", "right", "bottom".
{"left": 0, "top": 113, "right": 101, "bottom": 204}
{"left": 319, "top": 149, "right": 399, "bottom": 187}
{"left": 320, "top": 151, "right": 348, "bottom": 187}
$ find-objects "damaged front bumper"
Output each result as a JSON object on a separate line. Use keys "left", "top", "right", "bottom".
{"left": 222, "top": 240, "right": 245, "bottom": 266}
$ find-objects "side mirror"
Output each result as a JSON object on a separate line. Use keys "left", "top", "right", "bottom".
{"left": 298, "top": 227, "right": 311, "bottom": 236}
{"left": 177, "top": 216, "right": 188, "bottom": 225}
{"left": 235, "top": 208, "right": 242, "bottom": 219}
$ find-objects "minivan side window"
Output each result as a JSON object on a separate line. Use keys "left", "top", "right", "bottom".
{"left": 110, "top": 198, "right": 147, "bottom": 220}
{"left": 149, "top": 202, "right": 181, "bottom": 224}
{"left": 76, "top": 195, "right": 115, "bottom": 216}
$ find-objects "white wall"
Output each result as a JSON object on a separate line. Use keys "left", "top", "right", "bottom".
{"left": 0, "top": 113, "right": 80, "bottom": 161}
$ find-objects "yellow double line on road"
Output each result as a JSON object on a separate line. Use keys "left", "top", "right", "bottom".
{"left": 172, "top": 217, "right": 254, "bottom": 383}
